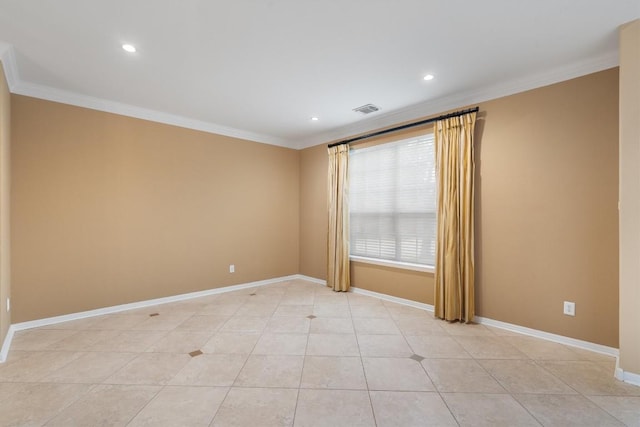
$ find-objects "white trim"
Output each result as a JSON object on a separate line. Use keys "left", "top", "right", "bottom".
{"left": 615, "top": 361, "right": 640, "bottom": 387}
{"left": 350, "top": 256, "right": 434, "bottom": 273}
{"left": 0, "top": 325, "right": 15, "bottom": 363}
{"left": 0, "top": 42, "right": 19, "bottom": 90}
{"left": 295, "top": 275, "right": 327, "bottom": 286}
{"left": 474, "top": 315, "right": 619, "bottom": 358}
{"left": 350, "top": 286, "right": 435, "bottom": 313}
{"left": 0, "top": 274, "right": 326, "bottom": 362}
{"left": 10, "top": 81, "right": 292, "bottom": 149}
{"left": 7, "top": 275, "right": 299, "bottom": 334}
{"left": 0, "top": 42, "right": 619, "bottom": 151}
{"left": 298, "top": 50, "right": 619, "bottom": 149}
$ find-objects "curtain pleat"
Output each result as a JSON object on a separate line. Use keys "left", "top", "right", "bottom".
{"left": 434, "top": 112, "right": 476, "bottom": 322}
{"left": 327, "top": 145, "right": 350, "bottom": 292}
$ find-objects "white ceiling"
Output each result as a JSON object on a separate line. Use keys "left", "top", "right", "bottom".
{"left": 0, "top": 1, "right": 638, "bottom": 149}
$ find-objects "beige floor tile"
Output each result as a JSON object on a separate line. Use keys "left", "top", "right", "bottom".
{"left": 248, "top": 295, "right": 284, "bottom": 305}
{"left": 266, "top": 316, "right": 311, "bottom": 334}
{"left": 89, "top": 330, "right": 167, "bottom": 352}
{"left": 454, "top": 335, "right": 529, "bottom": 359}
{"left": 234, "top": 302, "right": 279, "bottom": 317}
{"left": 441, "top": 393, "right": 540, "bottom": 427}
{"left": 46, "top": 329, "right": 123, "bottom": 351}
{"left": 570, "top": 347, "right": 619, "bottom": 364}
{"left": 145, "top": 330, "right": 213, "bottom": 353}
{"left": 10, "top": 329, "right": 78, "bottom": 350}
{"left": 170, "top": 353, "right": 248, "bottom": 386}
{"left": 212, "top": 387, "right": 298, "bottom": 427}
{"left": 539, "top": 361, "right": 640, "bottom": 396}
{"left": 347, "top": 293, "right": 384, "bottom": 306}
{"left": 306, "top": 333, "right": 360, "bottom": 356}
{"left": 0, "top": 279, "right": 631, "bottom": 427}
{"left": 294, "top": 389, "right": 375, "bottom": 427}
{"left": 422, "top": 359, "right": 506, "bottom": 393}
{"left": 202, "top": 332, "right": 261, "bottom": 354}
{"left": 313, "top": 304, "right": 351, "bottom": 318}
{"left": 314, "top": 295, "right": 350, "bottom": 306}
{"left": 501, "top": 335, "right": 586, "bottom": 360}
{"left": 280, "top": 294, "right": 315, "bottom": 305}
{"left": 439, "top": 321, "right": 495, "bottom": 336}
{"left": 40, "top": 317, "right": 100, "bottom": 330}
{"left": 234, "top": 355, "right": 304, "bottom": 388}
{"left": 104, "top": 353, "right": 191, "bottom": 385}
{"left": 310, "top": 317, "right": 355, "bottom": 334}
{"left": 370, "top": 391, "right": 458, "bottom": 427}
{"left": 483, "top": 325, "right": 529, "bottom": 336}
{"left": 515, "top": 394, "right": 624, "bottom": 426}
{"left": 384, "top": 304, "right": 432, "bottom": 319}
{"left": 220, "top": 316, "right": 269, "bottom": 333}
{"left": 175, "top": 314, "right": 230, "bottom": 332}
{"left": 0, "top": 351, "right": 84, "bottom": 382}
{"left": 363, "top": 357, "right": 435, "bottom": 391}
{"left": 88, "top": 314, "right": 150, "bottom": 330}
{"left": 0, "top": 382, "right": 29, "bottom": 401}
{"left": 46, "top": 384, "right": 160, "bottom": 426}
{"left": 479, "top": 359, "right": 576, "bottom": 394}
{"left": 273, "top": 304, "right": 314, "bottom": 316}
{"left": 405, "top": 335, "right": 472, "bottom": 358}
{"left": 353, "top": 317, "right": 401, "bottom": 335}
{"left": 128, "top": 385, "right": 228, "bottom": 427}
{"left": 43, "top": 351, "right": 137, "bottom": 383}
{"left": 0, "top": 383, "right": 92, "bottom": 426}
{"left": 199, "top": 302, "right": 243, "bottom": 315}
{"left": 587, "top": 395, "right": 640, "bottom": 426}
{"left": 300, "top": 356, "right": 367, "bottom": 389}
{"left": 132, "top": 312, "right": 194, "bottom": 331}
{"left": 253, "top": 333, "right": 308, "bottom": 355}
{"left": 357, "top": 334, "right": 413, "bottom": 357}
{"left": 349, "top": 305, "right": 390, "bottom": 318}
{"left": 394, "top": 317, "right": 448, "bottom": 335}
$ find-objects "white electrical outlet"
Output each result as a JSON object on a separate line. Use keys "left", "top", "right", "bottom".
{"left": 229, "top": 264, "right": 235, "bottom": 273}
{"left": 563, "top": 301, "right": 575, "bottom": 316}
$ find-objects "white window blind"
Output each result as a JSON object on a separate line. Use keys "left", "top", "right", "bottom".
{"left": 349, "top": 133, "right": 436, "bottom": 267}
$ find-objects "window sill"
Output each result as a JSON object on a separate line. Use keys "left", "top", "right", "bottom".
{"left": 350, "top": 256, "right": 435, "bottom": 273}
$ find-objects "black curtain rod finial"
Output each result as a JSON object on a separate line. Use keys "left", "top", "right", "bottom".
{"left": 328, "top": 106, "right": 479, "bottom": 148}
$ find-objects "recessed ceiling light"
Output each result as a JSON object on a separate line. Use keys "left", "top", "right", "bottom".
{"left": 423, "top": 74, "right": 434, "bottom": 81}
{"left": 311, "top": 117, "right": 319, "bottom": 121}
{"left": 122, "top": 44, "right": 136, "bottom": 53}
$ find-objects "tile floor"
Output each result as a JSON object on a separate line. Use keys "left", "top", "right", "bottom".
{"left": 0, "top": 278, "right": 638, "bottom": 426}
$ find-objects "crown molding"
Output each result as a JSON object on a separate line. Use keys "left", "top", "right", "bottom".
{"left": 1, "top": 40, "right": 620, "bottom": 151}
{"left": 0, "top": 42, "right": 19, "bottom": 90}
{"left": 1, "top": 42, "right": 294, "bottom": 148}
{"left": 297, "top": 50, "right": 619, "bottom": 149}
{"left": 11, "top": 81, "right": 294, "bottom": 148}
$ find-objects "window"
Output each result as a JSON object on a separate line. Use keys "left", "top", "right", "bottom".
{"left": 349, "top": 133, "right": 436, "bottom": 267}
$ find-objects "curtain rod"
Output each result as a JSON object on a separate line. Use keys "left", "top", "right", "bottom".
{"left": 327, "top": 106, "right": 479, "bottom": 149}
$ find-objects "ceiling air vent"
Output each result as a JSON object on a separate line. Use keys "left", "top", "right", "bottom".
{"left": 353, "top": 104, "right": 380, "bottom": 114}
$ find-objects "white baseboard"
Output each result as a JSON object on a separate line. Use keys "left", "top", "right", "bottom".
{"left": 474, "top": 316, "right": 619, "bottom": 358}
{"left": 295, "top": 275, "right": 327, "bottom": 286}
{"left": 1, "top": 273, "right": 634, "bottom": 387}
{"left": 0, "top": 274, "right": 304, "bottom": 362}
{"left": 0, "top": 325, "right": 16, "bottom": 363}
{"left": 615, "top": 362, "right": 640, "bottom": 387}
{"left": 351, "top": 286, "right": 435, "bottom": 313}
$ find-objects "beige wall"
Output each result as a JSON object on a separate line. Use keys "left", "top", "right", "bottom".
{"left": 11, "top": 95, "right": 300, "bottom": 322}
{"left": 299, "top": 143, "right": 327, "bottom": 280}
{"left": 618, "top": 20, "right": 640, "bottom": 375}
{"left": 299, "top": 68, "right": 619, "bottom": 347}
{"left": 0, "top": 62, "right": 10, "bottom": 347}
